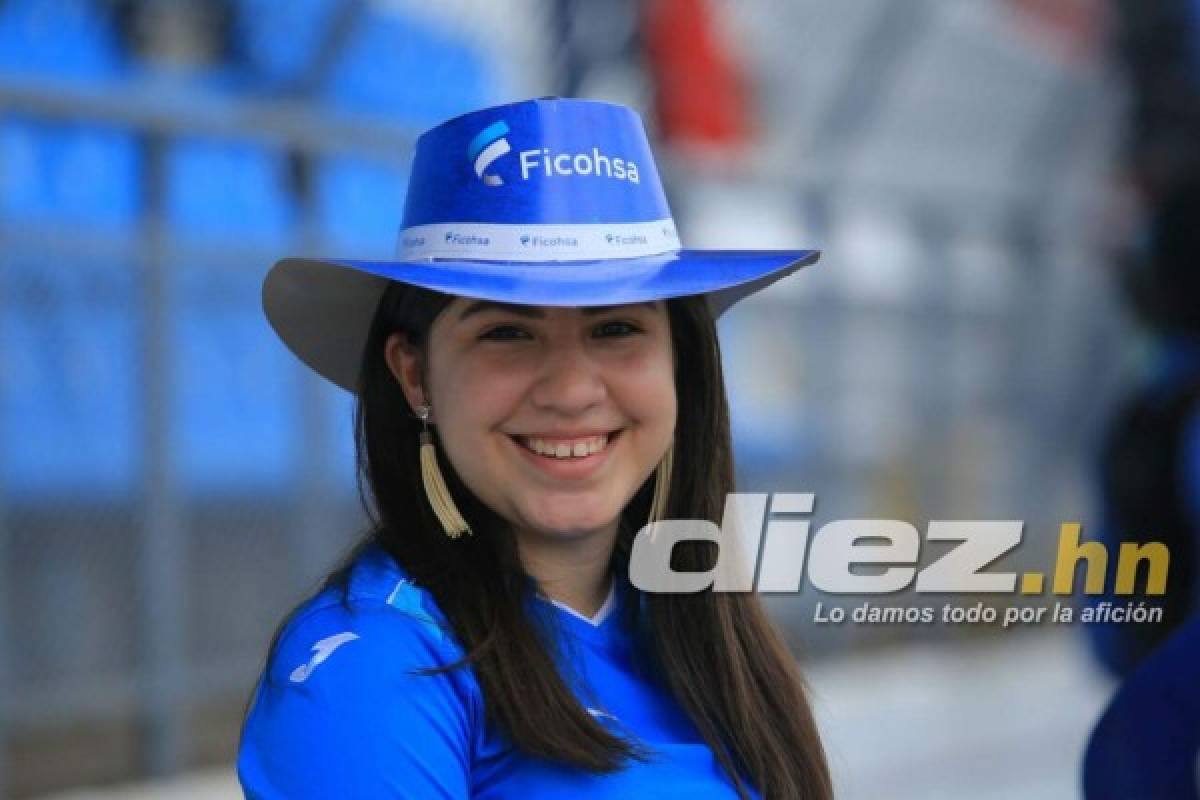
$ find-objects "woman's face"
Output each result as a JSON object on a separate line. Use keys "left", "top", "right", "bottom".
{"left": 389, "top": 298, "right": 676, "bottom": 541}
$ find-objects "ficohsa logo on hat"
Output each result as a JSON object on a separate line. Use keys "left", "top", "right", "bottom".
{"left": 467, "top": 120, "right": 511, "bottom": 186}
{"left": 467, "top": 118, "right": 641, "bottom": 187}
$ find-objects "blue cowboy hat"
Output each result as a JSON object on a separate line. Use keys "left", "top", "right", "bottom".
{"left": 263, "top": 97, "right": 819, "bottom": 391}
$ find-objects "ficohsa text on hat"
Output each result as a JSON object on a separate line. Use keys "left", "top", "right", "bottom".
{"left": 518, "top": 147, "right": 640, "bottom": 183}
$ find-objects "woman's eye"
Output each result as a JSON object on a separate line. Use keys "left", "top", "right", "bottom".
{"left": 479, "top": 324, "right": 532, "bottom": 341}
{"left": 593, "top": 320, "right": 641, "bottom": 337}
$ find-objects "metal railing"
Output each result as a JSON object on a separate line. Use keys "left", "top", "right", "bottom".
{"left": 0, "top": 71, "right": 418, "bottom": 787}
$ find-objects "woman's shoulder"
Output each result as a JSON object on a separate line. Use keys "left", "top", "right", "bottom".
{"left": 240, "top": 543, "right": 481, "bottom": 798}
{"left": 262, "top": 542, "right": 471, "bottom": 690}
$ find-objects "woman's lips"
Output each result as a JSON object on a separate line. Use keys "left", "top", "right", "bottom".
{"left": 519, "top": 432, "right": 611, "bottom": 458}
{"left": 508, "top": 429, "right": 622, "bottom": 480}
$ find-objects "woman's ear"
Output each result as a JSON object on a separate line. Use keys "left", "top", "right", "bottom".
{"left": 384, "top": 332, "right": 426, "bottom": 411}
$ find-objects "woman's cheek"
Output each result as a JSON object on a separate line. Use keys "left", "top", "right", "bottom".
{"left": 624, "top": 355, "right": 677, "bottom": 414}
{"left": 468, "top": 363, "right": 532, "bottom": 406}
{"left": 437, "top": 350, "right": 513, "bottom": 399}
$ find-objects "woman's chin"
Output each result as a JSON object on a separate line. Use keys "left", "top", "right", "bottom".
{"left": 518, "top": 499, "right": 622, "bottom": 540}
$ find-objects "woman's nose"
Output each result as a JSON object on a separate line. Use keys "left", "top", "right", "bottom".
{"left": 529, "top": 340, "right": 607, "bottom": 415}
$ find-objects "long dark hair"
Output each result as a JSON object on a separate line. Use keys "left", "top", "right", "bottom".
{"left": 254, "top": 281, "right": 832, "bottom": 799}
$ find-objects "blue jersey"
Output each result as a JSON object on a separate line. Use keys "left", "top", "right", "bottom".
{"left": 237, "top": 542, "right": 759, "bottom": 798}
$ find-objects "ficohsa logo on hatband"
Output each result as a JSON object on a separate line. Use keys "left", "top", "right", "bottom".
{"left": 607, "top": 232, "right": 648, "bottom": 246}
{"left": 521, "top": 234, "right": 579, "bottom": 247}
{"left": 444, "top": 231, "right": 490, "bottom": 246}
{"left": 467, "top": 119, "right": 641, "bottom": 187}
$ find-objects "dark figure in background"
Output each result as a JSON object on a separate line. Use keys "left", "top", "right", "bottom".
{"left": 1085, "top": 2, "right": 1200, "bottom": 798}
{"left": 1090, "top": 181, "right": 1200, "bottom": 677}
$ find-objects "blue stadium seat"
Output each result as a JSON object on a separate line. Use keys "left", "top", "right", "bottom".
{"left": 164, "top": 138, "right": 299, "bottom": 496}
{"left": 0, "top": 119, "right": 141, "bottom": 229}
{"left": 235, "top": 0, "right": 493, "bottom": 122}
{"left": 50, "top": 125, "right": 141, "bottom": 227}
{"left": 1, "top": 257, "right": 141, "bottom": 500}
{"left": 0, "top": 0, "right": 140, "bottom": 224}
{"left": 233, "top": 0, "right": 346, "bottom": 89}
{"left": 318, "top": 6, "right": 493, "bottom": 123}
{"left": 165, "top": 137, "right": 293, "bottom": 244}
{"left": 0, "top": 120, "right": 51, "bottom": 218}
{"left": 313, "top": 156, "right": 408, "bottom": 254}
{"left": 170, "top": 262, "right": 301, "bottom": 496}
{"left": 0, "top": 116, "right": 141, "bottom": 501}
{"left": 0, "top": 0, "right": 124, "bottom": 78}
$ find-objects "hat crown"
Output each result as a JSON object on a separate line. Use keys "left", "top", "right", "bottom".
{"left": 397, "top": 98, "right": 679, "bottom": 262}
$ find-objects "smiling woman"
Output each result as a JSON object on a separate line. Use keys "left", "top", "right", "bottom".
{"left": 237, "top": 98, "right": 831, "bottom": 799}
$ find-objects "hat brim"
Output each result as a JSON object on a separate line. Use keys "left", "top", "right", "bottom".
{"left": 263, "top": 249, "right": 819, "bottom": 392}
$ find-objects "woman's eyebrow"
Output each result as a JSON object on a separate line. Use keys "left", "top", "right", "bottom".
{"left": 457, "top": 300, "right": 659, "bottom": 321}
{"left": 581, "top": 302, "right": 659, "bottom": 316}
{"left": 457, "top": 301, "right": 543, "bottom": 320}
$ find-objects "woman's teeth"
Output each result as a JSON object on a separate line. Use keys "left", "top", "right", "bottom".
{"left": 521, "top": 434, "right": 610, "bottom": 459}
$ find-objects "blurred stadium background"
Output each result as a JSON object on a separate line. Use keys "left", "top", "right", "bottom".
{"left": 0, "top": 0, "right": 1170, "bottom": 796}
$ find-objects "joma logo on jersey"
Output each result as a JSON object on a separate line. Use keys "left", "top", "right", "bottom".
{"left": 289, "top": 631, "right": 359, "bottom": 683}
{"left": 467, "top": 120, "right": 640, "bottom": 186}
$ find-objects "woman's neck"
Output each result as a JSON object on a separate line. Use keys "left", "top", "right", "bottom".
{"left": 515, "top": 522, "right": 618, "bottom": 619}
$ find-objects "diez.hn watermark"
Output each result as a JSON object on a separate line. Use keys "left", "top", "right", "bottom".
{"left": 629, "top": 493, "right": 1169, "bottom": 628}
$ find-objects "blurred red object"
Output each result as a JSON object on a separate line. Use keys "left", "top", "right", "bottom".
{"left": 1005, "top": 0, "right": 1110, "bottom": 67}
{"left": 642, "top": 0, "right": 752, "bottom": 153}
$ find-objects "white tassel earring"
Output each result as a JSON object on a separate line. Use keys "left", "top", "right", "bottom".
{"left": 415, "top": 404, "right": 472, "bottom": 539}
{"left": 648, "top": 442, "right": 674, "bottom": 524}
